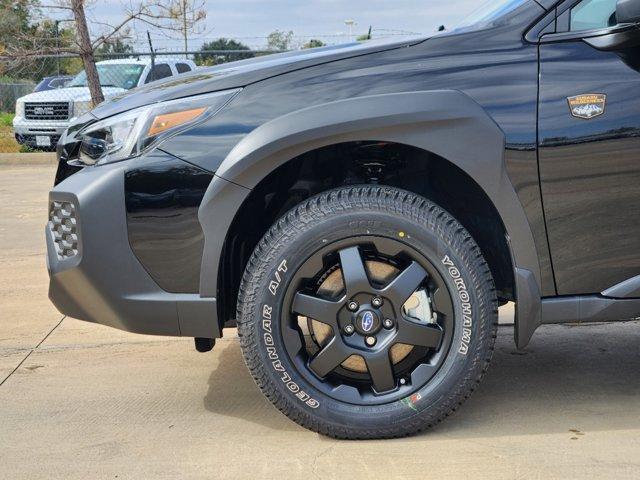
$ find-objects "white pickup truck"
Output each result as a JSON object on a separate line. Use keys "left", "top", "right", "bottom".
{"left": 13, "top": 58, "right": 196, "bottom": 150}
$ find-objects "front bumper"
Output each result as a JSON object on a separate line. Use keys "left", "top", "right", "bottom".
{"left": 13, "top": 116, "right": 70, "bottom": 135}
{"left": 13, "top": 116, "right": 70, "bottom": 150}
{"left": 15, "top": 133, "right": 61, "bottom": 151}
{"left": 46, "top": 159, "right": 220, "bottom": 338}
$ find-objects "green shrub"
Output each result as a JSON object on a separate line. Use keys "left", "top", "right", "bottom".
{"left": 19, "top": 144, "right": 36, "bottom": 153}
{"left": 0, "top": 112, "right": 14, "bottom": 127}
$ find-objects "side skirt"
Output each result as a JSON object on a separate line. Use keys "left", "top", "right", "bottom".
{"left": 541, "top": 296, "right": 640, "bottom": 325}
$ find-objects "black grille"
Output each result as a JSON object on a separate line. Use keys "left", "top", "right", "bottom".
{"left": 25, "top": 102, "right": 70, "bottom": 120}
{"left": 49, "top": 201, "right": 79, "bottom": 260}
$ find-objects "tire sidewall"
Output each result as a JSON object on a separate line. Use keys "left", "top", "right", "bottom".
{"left": 240, "top": 194, "right": 492, "bottom": 432}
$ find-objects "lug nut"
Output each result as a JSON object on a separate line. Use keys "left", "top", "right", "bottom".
{"left": 383, "top": 318, "right": 394, "bottom": 329}
{"left": 372, "top": 297, "right": 383, "bottom": 308}
{"left": 365, "top": 336, "right": 377, "bottom": 347}
{"left": 344, "top": 324, "right": 355, "bottom": 335}
{"left": 347, "top": 301, "right": 359, "bottom": 312}
{"left": 399, "top": 378, "right": 407, "bottom": 385}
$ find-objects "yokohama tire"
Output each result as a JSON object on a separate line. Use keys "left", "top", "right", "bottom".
{"left": 237, "top": 186, "right": 498, "bottom": 439}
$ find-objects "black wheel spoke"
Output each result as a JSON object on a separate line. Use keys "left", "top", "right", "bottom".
{"left": 309, "top": 337, "right": 351, "bottom": 378}
{"left": 292, "top": 292, "right": 340, "bottom": 326}
{"left": 365, "top": 351, "right": 396, "bottom": 393}
{"left": 338, "top": 247, "right": 371, "bottom": 295}
{"left": 396, "top": 319, "right": 443, "bottom": 349}
{"left": 381, "top": 261, "right": 428, "bottom": 306}
{"left": 433, "top": 286, "right": 454, "bottom": 320}
{"left": 283, "top": 326, "right": 303, "bottom": 355}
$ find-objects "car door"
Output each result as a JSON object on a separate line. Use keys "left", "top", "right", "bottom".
{"left": 538, "top": 0, "right": 640, "bottom": 295}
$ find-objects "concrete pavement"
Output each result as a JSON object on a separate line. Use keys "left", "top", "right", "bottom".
{"left": 1, "top": 165, "right": 639, "bottom": 479}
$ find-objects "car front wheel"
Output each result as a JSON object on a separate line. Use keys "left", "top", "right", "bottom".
{"left": 237, "top": 186, "right": 497, "bottom": 439}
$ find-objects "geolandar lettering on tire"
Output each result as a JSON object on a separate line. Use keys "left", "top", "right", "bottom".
{"left": 262, "top": 259, "right": 320, "bottom": 409}
{"left": 442, "top": 255, "right": 472, "bottom": 355}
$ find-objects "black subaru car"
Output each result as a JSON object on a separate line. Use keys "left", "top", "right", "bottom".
{"left": 47, "top": 0, "right": 640, "bottom": 439}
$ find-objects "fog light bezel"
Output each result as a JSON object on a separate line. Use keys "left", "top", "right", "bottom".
{"left": 48, "top": 200, "right": 80, "bottom": 261}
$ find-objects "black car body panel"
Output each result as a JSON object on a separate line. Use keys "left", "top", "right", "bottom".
{"left": 539, "top": 39, "right": 640, "bottom": 295}
{"left": 47, "top": 0, "right": 640, "bottom": 349}
{"left": 89, "top": 37, "right": 429, "bottom": 120}
{"left": 124, "top": 155, "right": 213, "bottom": 293}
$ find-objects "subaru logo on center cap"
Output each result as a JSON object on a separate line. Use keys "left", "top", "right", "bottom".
{"left": 361, "top": 311, "right": 374, "bottom": 333}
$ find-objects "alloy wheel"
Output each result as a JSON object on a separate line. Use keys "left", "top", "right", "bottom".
{"left": 281, "top": 237, "right": 455, "bottom": 405}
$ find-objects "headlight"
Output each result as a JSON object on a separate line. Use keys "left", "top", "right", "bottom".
{"left": 73, "top": 100, "right": 92, "bottom": 119}
{"left": 78, "top": 89, "right": 240, "bottom": 166}
{"left": 15, "top": 100, "right": 24, "bottom": 118}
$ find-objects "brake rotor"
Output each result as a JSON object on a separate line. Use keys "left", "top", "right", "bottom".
{"left": 301, "top": 260, "right": 422, "bottom": 373}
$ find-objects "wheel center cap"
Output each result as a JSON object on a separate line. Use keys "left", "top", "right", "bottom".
{"left": 355, "top": 309, "right": 382, "bottom": 335}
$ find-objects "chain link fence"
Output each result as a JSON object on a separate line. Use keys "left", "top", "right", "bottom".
{"left": 0, "top": 83, "right": 35, "bottom": 153}
{"left": 0, "top": 49, "right": 285, "bottom": 153}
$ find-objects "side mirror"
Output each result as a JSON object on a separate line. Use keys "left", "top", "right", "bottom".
{"left": 584, "top": 0, "right": 640, "bottom": 50}
{"left": 617, "top": 0, "right": 640, "bottom": 25}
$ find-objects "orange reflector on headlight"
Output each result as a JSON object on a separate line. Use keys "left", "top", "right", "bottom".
{"left": 147, "top": 107, "right": 207, "bottom": 137}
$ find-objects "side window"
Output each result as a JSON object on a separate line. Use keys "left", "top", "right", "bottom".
{"left": 176, "top": 63, "right": 192, "bottom": 74}
{"left": 50, "top": 78, "right": 67, "bottom": 88}
{"left": 145, "top": 64, "right": 173, "bottom": 84}
{"left": 570, "top": 0, "right": 618, "bottom": 31}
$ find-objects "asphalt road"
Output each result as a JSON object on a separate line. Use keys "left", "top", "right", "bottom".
{"left": 1, "top": 164, "right": 639, "bottom": 479}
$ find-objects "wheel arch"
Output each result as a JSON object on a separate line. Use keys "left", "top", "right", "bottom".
{"left": 199, "top": 90, "right": 542, "bottom": 347}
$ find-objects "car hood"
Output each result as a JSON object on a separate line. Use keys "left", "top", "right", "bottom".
{"left": 91, "top": 36, "right": 428, "bottom": 119}
{"left": 19, "top": 86, "right": 127, "bottom": 104}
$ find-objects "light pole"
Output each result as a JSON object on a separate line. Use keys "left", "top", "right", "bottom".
{"left": 344, "top": 19, "right": 356, "bottom": 41}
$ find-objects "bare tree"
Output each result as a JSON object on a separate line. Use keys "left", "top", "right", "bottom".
{"left": 70, "top": 0, "right": 102, "bottom": 102}
{"left": 162, "top": 0, "right": 207, "bottom": 57}
{"left": 3, "top": 0, "right": 206, "bottom": 105}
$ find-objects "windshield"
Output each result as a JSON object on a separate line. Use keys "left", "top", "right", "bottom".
{"left": 453, "top": 0, "right": 529, "bottom": 31}
{"left": 68, "top": 64, "right": 145, "bottom": 90}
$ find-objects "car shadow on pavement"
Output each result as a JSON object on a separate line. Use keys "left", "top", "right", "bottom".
{"left": 203, "top": 322, "right": 640, "bottom": 438}
{"left": 203, "top": 338, "right": 302, "bottom": 432}
{"left": 427, "top": 322, "right": 640, "bottom": 439}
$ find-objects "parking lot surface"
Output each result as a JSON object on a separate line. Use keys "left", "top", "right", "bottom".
{"left": 1, "top": 164, "right": 639, "bottom": 479}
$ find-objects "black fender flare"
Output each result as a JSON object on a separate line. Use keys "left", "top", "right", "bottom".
{"left": 198, "top": 90, "right": 542, "bottom": 347}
